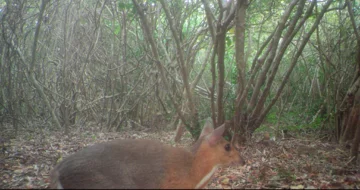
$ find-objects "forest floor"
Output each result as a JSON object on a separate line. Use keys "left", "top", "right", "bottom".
{"left": 1, "top": 122, "right": 360, "bottom": 189}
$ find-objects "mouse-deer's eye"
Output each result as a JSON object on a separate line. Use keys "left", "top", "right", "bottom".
{"left": 224, "top": 144, "right": 231, "bottom": 152}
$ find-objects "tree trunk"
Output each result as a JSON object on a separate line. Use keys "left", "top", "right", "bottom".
{"left": 26, "top": 0, "right": 62, "bottom": 130}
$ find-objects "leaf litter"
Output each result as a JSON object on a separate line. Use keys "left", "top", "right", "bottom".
{"left": 1, "top": 122, "right": 360, "bottom": 189}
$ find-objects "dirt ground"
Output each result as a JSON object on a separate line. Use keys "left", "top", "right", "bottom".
{"left": 1, "top": 122, "right": 360, "bottom": 189}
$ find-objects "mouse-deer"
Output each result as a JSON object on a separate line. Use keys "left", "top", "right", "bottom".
{"left": 49, "top": 118, "right": 245, "bottom": 189}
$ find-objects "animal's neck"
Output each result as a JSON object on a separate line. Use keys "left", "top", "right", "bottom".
{"left": 191, "top": 151, "right": 218, "bottom": 189}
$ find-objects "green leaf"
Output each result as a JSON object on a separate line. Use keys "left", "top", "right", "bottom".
{"left": 226, "top": 36, "right": 232, "bottom": 47}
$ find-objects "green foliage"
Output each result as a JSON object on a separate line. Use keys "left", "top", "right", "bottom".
{"left": 254, "top": 125, "right": 268, "bottom": 133}
{"left": 225, "top": 36, "right": 232, "bottom": 47}
{"left": 276, "top": 114, "right": 325, "bottom": 133}
{"left": 114, "top": 25, "right": 121, "bottom": 35}
{"left": 184, "top": 132, "right": 192, "bottom": 139}
{"left": 256, "top": 98, "right": 327, "bottom": 134}
{"left": 265, "top": 112, "right": 277, "bottom": 125}
{"left": 224, "top": 87, "right": 236, "bottom": 121}
{"left": 229, "top": 63, "right": 238, "bottom": 85}
{"left": 118, "top": 2, "right": 133, "bottom": 10}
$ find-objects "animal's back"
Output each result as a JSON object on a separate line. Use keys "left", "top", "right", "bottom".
{"left": 52, "top": 139, "right": 177, "bottom": 189}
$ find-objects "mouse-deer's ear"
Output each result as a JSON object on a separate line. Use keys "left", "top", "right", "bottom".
{"left": 199, "top": 118, "right": 214, "bottom": 138}
{"left": 207, "top": 124, "right": 226, "bottom": 146}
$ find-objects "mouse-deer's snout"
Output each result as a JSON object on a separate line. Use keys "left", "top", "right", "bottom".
{"left": 233, "top": 141, "right": 246, "bottom": 166}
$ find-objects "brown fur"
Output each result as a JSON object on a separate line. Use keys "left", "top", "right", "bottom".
{"left": 49, "top": 120, "right": 244, "bottom": 189}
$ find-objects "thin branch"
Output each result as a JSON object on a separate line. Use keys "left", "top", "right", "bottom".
{"left": 131, "top": 0, "right": 188, "bottom": 126}
{"left": 159, "top": 0, "right": 196, "bottom": 116}
{"left": 346, "top": 0, "right": 360, "bottom": 42}
{"left": 257, "top": 0, "right": 334, "bottom": 127}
